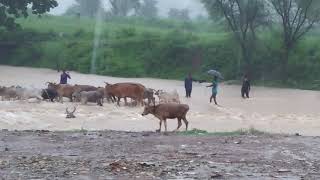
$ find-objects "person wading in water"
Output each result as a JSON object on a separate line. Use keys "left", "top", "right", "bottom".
{"left": 241, "top": 75, "right": 251, "bottom": 99}
{"left": 184, "top": 73, "right": 193, "bottom": 98}
{"left": 60, "top": 70, "right": 71, "bottom": 84}
{"left": 207, "top": 76, "right": 219, "bottom": 105}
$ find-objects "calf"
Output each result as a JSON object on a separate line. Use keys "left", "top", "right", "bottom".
{"left": 142, "top": 103, "right": 189, "bottom": 132}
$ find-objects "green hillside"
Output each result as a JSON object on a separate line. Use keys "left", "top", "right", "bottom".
{"left": 1, "top": 15, "right": 320, "bottom": 89}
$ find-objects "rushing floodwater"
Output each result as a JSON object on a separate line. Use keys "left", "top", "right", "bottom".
{"left": 0, "top": 66, "right": 319, "bottom": 136}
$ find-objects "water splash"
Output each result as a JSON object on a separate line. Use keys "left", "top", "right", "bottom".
{"left": 91, "top": 0, "right": 104, "bottom": 74}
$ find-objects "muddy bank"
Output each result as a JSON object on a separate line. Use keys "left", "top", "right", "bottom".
{"left": 0, "top": 65, "right": 320, "bottom": 135}
{"left": 0, "top": 130, "right": 319, "bottom": 179}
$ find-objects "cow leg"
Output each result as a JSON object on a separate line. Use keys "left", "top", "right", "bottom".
{"left": 176, "top": 118, "right": 182, "bottom": 131}
{"left": 59, "top": 96, "right": 63, "bottom": 103}
{"left": 157, "top": 120, "right": 162, "bottom": 133}
{"left": 124, "top": 97, "right": 128, "bottom": 106}
{"left": 182, "top": 117, "right": 189, "bottom": 131}
{"left": 117, "top": 97, "right": 121, "bottom": 106}
{"left": 163, "top": 119, "right": 168, "bottom": 132}
{"left": 98, "top": 99, "right": 103, "bottom": 106}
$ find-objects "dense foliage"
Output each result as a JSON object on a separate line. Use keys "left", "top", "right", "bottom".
{"left": 0, "top": 13, "right": 320, "bottom": 89}
{"left": 0, "top": 0, "right": 58, "bottom": 29}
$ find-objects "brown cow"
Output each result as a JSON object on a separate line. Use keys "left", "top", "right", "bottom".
{"left": 47, "top": 82, "right": 75, "bottom": 102}
{"left": 141, "top": 103, "right": 189, "bottom": 132}
{"left": 105, "top": 82, "right": 146, "bottom": 106}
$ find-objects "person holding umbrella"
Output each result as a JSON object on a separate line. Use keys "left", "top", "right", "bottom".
{"left": 207, "top": 76, "right": 219, "bottom": 105}
{"left": 206, "top": 70, "right": 222, "bottom": 105}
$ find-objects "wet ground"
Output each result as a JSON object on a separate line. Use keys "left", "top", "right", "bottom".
{"left": 1, "top": 130, "right": 319, "bottom": 180}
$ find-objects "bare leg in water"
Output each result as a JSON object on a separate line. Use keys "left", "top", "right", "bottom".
{"left": 210, "top": 94, "right": 218, "bottom": 105}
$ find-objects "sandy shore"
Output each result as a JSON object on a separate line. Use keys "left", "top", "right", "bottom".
{"left": 0, "top": 66, "right": 319, "bottom": 135}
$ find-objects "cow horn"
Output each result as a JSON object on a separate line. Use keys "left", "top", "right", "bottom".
{"left": 72, "top": 106, "right": 77, "bottom": 113}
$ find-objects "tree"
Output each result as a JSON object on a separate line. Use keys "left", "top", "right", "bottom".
{"left": 270, "top": 0, "right": 320, "bottom": 80}
{"left": 108, "top": 0, "right": 140, "bottom": 17}
{"left": 136, "top": 0, "right": 158, "bottom": 19}
{"left": 201, "top": 0, "right": 268, "bottom": 75}
{"left": 0, "top": 0, "right": 58, "bottom": 30}
{"left": 168, "top": 8, "right": 191, "bottom": 22}
{"left": 73, "top": 0, "right": 101, "bottom": 17}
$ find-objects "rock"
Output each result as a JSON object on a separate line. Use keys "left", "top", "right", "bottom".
{"left": 234, "top": 140, "right": 242, "bottom": 144}
{"left": 295, "top": 133, "right": 301, "bottom": 136}
{"left": 211, "top": 172, "right": 222, "bottom": 178}
{"left": 278, "top": 169, "right": 291, "bottom": 173}
{"left": 139, "top": 162, "right": 156, "bottom": 167}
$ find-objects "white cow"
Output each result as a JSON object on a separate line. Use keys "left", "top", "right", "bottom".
{"left": 155, "top": 89, "right": 180, "bottom": 104}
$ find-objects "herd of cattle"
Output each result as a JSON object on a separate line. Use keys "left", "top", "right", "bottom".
{"left": 0, "top": 82, "right": 189, "bottom": 132}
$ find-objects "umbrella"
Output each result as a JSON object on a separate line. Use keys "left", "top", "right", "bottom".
{"left": 207, "top": 69, "right": 223, "bottom": 79}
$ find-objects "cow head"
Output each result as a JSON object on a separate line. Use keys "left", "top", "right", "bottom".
{"left": 72, "top": 91, "right": 81, "bottom": 102}
{"left": 155, "top": 90, "right": 163, "bottom": 96}
{"left": 46, "top": 82, "right": 58, "bottom": 89}
{"left": 141, "top": 105, "right": 156, "bottom": 116}
{"left": 66, "top": 107, "right": 77, "bottom": 119}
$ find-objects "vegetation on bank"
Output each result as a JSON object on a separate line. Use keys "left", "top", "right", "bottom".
{"left": 0, "top": 15, "right": 320, "bottom": 89}
{"left": 178, "top": 128, "right": 268, "bottom": 136}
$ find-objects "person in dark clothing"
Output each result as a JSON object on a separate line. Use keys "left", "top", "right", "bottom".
{"left": 184, "top": 73, "right": 193, "bottom": 98}
{"left": 60, "top": 70, "right": 71, "bottom": 84}
{"left": 241, "top": 75, "right": 251, "bottom": 98}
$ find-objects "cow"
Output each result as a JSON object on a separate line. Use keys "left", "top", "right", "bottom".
{"left": 47, "top": 82, "right": 76, "bottom": 102}
{"left": 0, "top": 86, "right": 19, "bottom": 100}
{"left": 142, "top": 103, "right": 189, "bottom": 132}
{"left": 74, "top": 84, "right": 98, "bottom": 93}
{"left": 41, "top": 88, "right": 58, "bottom": 102}
{"left": 15, "top": 87, "right": 42, "bottom": 101}
{"left": 155, "top": 90, "right": 180, "bottom": 104}
{"left": 0, "top": 86, "right": 42, "bottom": 101}
{"left": 72, "top": 90, "right": 104, "bottom": 106}
{"left": 105, "top": 82, "right": 146, "bottom": 106}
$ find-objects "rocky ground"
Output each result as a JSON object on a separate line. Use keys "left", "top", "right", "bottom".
{"left": 0, "top": 130, "right": 320, "bottom": 180}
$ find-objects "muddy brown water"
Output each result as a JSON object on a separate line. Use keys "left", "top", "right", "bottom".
{"left": 0, "top": 66, "right": 319, "bottom": 136}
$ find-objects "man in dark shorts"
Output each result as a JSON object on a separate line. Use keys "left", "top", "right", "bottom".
{"left": 241, "top": 75, "right": 251, "bottom": 98}
{"left": 60, "top": 70, "right": 71, "bottom": 84}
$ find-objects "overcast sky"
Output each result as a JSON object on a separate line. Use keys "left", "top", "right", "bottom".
{"left": 50, "top": 0, "right": 207, "bottom": 17}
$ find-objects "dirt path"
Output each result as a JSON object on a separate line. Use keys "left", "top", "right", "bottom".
{"left": 0, "top": 66, "right": 320, "bottom": 135}
{"left": 0, "top": 130, "right": 319, "bottom": 179}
